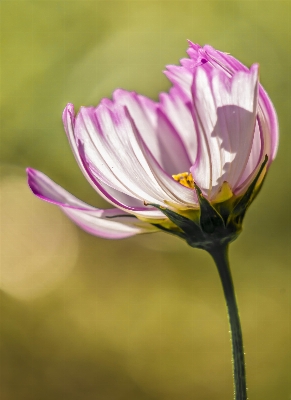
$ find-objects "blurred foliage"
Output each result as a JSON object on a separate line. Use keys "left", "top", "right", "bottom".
{"left": 0, "top": 1, "right": 290, "bottom": 399}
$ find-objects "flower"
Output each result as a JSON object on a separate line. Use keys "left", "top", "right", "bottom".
{"left": 27, "top": 42, "right": 278, "bottom": 245}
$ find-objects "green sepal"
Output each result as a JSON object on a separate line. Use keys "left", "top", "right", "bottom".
{"left": 152, "top": 223, "right": 187, "bottom": 240}
{"left": 147, "top": 203, "right": 235, "bottom": 250}
{"left": 147, "top": 203, "right": 202, "bottom": 238}
{"left": 231, "top": 155, "right": 268, "bottom": 222}
{"left": 194, "top": 183, "right": 225, "bottom": 233}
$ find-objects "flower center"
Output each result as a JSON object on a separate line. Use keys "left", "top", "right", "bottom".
{"left": 172, "top": 172, "right": 194, "bottom": 189}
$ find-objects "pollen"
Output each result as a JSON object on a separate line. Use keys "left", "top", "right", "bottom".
{"left": 172, "top": 172, "right": 194, "bottom": 189}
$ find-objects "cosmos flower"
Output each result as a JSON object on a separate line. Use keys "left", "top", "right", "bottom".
{"left": 27, "top": 42, "right": 278, "bottom": 244}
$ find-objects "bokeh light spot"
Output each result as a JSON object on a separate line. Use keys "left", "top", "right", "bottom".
{"left": 0, "top": 167, "right": 79, "bottom": 300}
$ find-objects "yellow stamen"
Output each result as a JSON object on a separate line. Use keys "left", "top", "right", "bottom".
{"left": 172, "top": 172, "right": 234, "bottom": 203}
{"left": 172, "top": 172, "right": 194, "bottom": 189}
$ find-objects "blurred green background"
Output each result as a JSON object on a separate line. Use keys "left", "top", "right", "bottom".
{"left": 0, "top": 1, "right": 290, "bottom": 399}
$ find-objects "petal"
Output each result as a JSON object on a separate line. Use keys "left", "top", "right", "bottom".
{"left": 75, "top": 101, "right": 197, "bottom": 209}
{"left": 187, "top": 42, "right": 247, "bottom": 75}
{"left": 113, "top": 89, "right": 191, "bottom": 174}
{"left": 131, "top": 135, "right": 199, "bottom": 207}
{"left": 27, "top": 167, "right": 93, "bottom": 210}
{"left": 63, "top": 103, "right": 180, "bottom": 218}
{"left": 187, "top": 43, "right": 279, "bottom": 164}
{"left": 26, "top": 168, "right": 158, "bottom": 239}
{"left": 164, "top": 65, "right": 193, "bottom": 98}
{"left": 159, "top": 87, "right": 198, "bottom": 164}
{"left": 75, "top": 103, "right": 169, "bottom": 204}
{"left": 75, "top": 156, "right": 169, "bottom": 219}
{"left": 235, "top": 119, "right": 263, "bottom": 194}
{"left": 186, "top": 41, "right": 201, "bottom": 62}
{"left": 191, "top": 64, "right": 259, "bottom": 198}
{"left": 257, "top": 86, "right": 279, "bottom": 162}
{"left": 62, "top": 207, "right": 156, "bottom": 239}
{"left": 63, "top": 103, "right": 110, "bottom": 200}
{"left": 63, "top": 103, "right": 164, "bottom": 217}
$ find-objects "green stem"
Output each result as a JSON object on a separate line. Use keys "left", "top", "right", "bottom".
{"left": 208, "top": 244, "right": 247, "bottom": 400}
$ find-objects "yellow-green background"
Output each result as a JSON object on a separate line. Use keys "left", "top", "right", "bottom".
{"left": 0, "top": 1, "right": 290, "bottom": 399}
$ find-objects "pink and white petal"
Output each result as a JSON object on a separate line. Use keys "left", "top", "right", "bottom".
{"left": 63, "top": 103, "right": 88, "bottom": 179}
{"left": 75, "top": 104, "right": 160, "bottom": 202}
{"left": 63, "top": 99, "right": 196, "bottom": 211}
{"left": 188, "top": 43, "right": 278, "bottom": 161}
{"left": 159, "top": 88, "right": 198, "bottom": 164}
{"left": 26, "top": 168, "right": 158, "bottom": 239}
{"left": 186, "top": 43, "right": 220, "bottom": 77}
{"left": 186, "top": 41, "right": 201, "bottom": 62}
{"left": 203, "top": 45, "right": 247, "bottom": 74}
{"left": 75, "top": 103, "right": 187, "bottom": 207}
{"left": 122, "top": 107, "right": 199, "bottom": 207}
{"left": 234, "top": 120, "right": 263, "bottom": 194}
{"left": 164, "top": 65, "right": 193, "bottom": 98}
{"left": 94, "top": 183, "right": 168, "bottom": 219}
{"left": 155, "top": 109, "right": 192, "bottom": 174}
{"left": 75, "top": 159, "right": 168, "bottom": 219}
{"left": 134, "top": 136, "right": 199, "bottom": 207}
{"left": 74, "top": 106, "right": 139, "bottom": 198}
{"left": 62, "top": 207, "right": 158, "bottom": 239}
{"left": 113, "top": 90, "right": 191, "bottom": 174}
{"left": 180, "top": 58, "right": 194, "bottom": 71}
{"left": 113, "top": 90, "right": 157, "bottom": 144}
{"left": 191, "top": 64, "right": 259, "bottom": 198}
{"left": 138, "top": 94, "right": 192, "bottom": 173}
{"left": 257, "top": 86, "right": 279, "bottom": 162}
{"left": 187, "top": 43, "right": 247, "bottom": 75}
{"left": 63, "top": 105, "right": 165, "bottom": 218}
{"left": 96, "top": 104, "right": 199, "bottom": 207}
{"left": 64, "top": 102, "right": 148, "bottom": 202}
{"left": 27, "top": 167, "right": 94, "bottom": 210}
{"left": 63, "top": 104, "right": 125, "bottom": 204}
{"left": 187, "top": 43, "right": 278, "bottom": 166}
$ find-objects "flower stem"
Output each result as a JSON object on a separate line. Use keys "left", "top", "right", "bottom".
{"left": 208, "top": 244, "right": 247, "bottom": 400}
